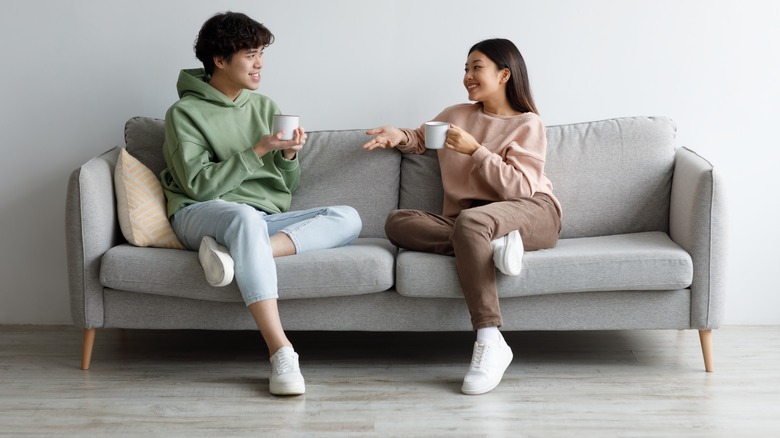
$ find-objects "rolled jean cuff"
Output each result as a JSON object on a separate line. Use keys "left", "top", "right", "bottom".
{"left": 278, "top": 230, "right": 299, "bottom": 254}
{"left": 244, "top": 291, "right": 279, "bottom": 306}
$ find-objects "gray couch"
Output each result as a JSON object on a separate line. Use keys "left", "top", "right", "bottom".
{"left": 65, "top": 116, "right": 726, "bottom": 372}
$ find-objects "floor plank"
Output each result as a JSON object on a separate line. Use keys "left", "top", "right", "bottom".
{"left": 0, "top": 326, "right": 778, "bottom": 437}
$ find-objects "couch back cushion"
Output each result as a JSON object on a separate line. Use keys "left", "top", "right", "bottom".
{"left": 398, "top": 148, "right": 443, "bottom": 213}
{"left": 125, "top": 117, "right": 168, "bottom": 176}
{"left": 397, "top": 116, "right": 677, "bottom": 239}
{"left": 288, "top": 129, "right": 400, "bottom": 238}
{"left": 124, "top": 118, "right": 400, "bottom": 238}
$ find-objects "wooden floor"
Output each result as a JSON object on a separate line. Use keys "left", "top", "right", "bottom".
{"left": 1, "top": 325, "right": 778, "bottom": 437}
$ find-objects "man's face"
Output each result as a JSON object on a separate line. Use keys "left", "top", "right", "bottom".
{"left": 216, "top": 47, "right": 264, "bottom": 93}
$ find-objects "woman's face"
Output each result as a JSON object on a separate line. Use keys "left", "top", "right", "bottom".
{"left": 463, "top": 51, "right": 508, "bottom": 104}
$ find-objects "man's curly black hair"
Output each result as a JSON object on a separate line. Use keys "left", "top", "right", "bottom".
{"left": 194, "top": 11, "right": 275, "bottom": 76}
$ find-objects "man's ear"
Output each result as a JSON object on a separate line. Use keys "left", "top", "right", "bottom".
{"left": 213, "top": 55, "right": 226, "bottom": 70}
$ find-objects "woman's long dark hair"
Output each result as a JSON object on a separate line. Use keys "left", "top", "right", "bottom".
{"left": 468, "top": 39, "right": 538, "bottom": 115}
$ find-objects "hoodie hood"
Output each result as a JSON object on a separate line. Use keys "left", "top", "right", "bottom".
{"left": 176, "top": 68, "right": 252, "bottom": 108}
{"left": 161, "top": 68, "right": 292, "bottom": 218}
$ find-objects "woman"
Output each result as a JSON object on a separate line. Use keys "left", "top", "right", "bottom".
{"left": 363, "top": 38, "right": 562, "bottom": 395}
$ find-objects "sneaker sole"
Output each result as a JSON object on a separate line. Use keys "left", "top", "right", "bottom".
{"left": 500, "top": 231, "right": 523, "bottom": 276}
{"left": 270, "top": 382, "right": 306, "bottom": 396}
{"left": 199, "top": 236, "right": 234, "bottom": 287}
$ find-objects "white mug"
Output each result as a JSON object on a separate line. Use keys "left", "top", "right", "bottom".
{"left": 424, "top": 121, "right": 449, "bottom": 149}
{"left": 273, "top": 114, "right": 300, "bottom": 140}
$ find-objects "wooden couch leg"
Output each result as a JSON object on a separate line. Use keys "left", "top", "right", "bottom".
{"left": 698, "top": 329, "right": 714, "bottom": 372}
{"left": 82, "top": 328, "right": 96, "bottom": 370}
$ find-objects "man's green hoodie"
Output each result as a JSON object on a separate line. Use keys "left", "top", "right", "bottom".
{"left": 160, "top": 68, "right": 300, "bottom": 217}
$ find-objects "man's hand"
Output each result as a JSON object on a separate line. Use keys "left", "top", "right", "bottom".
{"left": 254, "top": 127, "right": 307, "bottom": 159}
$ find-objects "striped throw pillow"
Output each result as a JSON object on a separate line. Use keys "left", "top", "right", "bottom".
{"left": 114, "top": 148, "right": 185, "bottom": 249}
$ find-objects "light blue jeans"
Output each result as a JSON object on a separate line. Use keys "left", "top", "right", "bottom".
{"left": 171, "top": 200, "right": 362, "bottom": 305}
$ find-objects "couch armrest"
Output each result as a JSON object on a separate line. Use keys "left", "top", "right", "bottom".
{"left": 65, "top": 147, "right": 122, "bottom": 328}
{"left": 670, "top": 147, "right": 727, "bottom": 329}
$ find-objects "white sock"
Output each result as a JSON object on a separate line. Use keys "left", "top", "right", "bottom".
{"left": 476, "top": 327, "right": 500, "bottom": 344}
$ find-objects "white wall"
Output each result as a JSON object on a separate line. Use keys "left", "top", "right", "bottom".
{"left": 1, "top": 0, "right": 777, "bottom": 324}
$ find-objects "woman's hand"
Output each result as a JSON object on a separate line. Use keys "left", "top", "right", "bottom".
{"left": 445, "top": 124, "right": 481, "bottom": 155}
{"left": 254, "top": 126, "right": 307, "bottom": 159}
{"left": 362, "top": 126, "right": 406, "bottom": 150}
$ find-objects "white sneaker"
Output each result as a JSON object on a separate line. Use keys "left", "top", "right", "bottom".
{"left": 491, "top": 230, "right": 524, "bottom": 276}
{"left": 269, "top": 346, "right": 306, "bottom": 395}
{"left": 461, "top": 333, "right": 514, "bottom": 395}
{"left": 198, "top": 236, "right": 234, "bottom": 287}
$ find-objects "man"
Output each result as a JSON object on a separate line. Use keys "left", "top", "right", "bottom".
{"left": 161, "top": 11, "right": 362, "bottom": 395}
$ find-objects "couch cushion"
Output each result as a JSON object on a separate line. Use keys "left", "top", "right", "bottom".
{"left": 124, "top": 116, "right": 168, "bottom": 176}
{"left": 289, "top": 129, "right": 401, "bottom": 238}
{"left": 114, "top": 149, "right": 184, "bottom": 249}
{"left": 395, "top": 231, "right": 692, "bottom": 299}
{"left": 546, "top": 117, "right": 676, "bottom": 239}
{"left": 397, "top": 117, "right": 677, "bottom": 239}
{"left": 398, "top": 149, "right": 443, "bottom": 213}
{"left": 124, "top": 118, "right": 401, "bottom": 239}
{"left": 100, "top": 238, "right": 396, "bottom": 302}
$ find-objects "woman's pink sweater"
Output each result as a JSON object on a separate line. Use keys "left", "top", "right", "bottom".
{"left": 399, "top": 103, "right": 561, "bottom": 218}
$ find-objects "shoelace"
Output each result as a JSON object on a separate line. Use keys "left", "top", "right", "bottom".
{"left": 274, "top": 352, "right": 298, "bottom": 374}
{"left": 470, "top": 343, "right": 491, "bottom": 370}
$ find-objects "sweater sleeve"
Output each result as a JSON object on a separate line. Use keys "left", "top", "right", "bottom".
{"left": 471, "top": 115, "right": 548, "bottom": 200}
{"left": 162, "top": 108, "right": 264, "bottom": 201}
{"left": 397, "top": 127, "right": 426, "bottom": 154}
{"left": 274, "top": 151, "right": 300, "bottom": 193}
{"left": 396, "top": 108, "right": 451, "bottom": 154}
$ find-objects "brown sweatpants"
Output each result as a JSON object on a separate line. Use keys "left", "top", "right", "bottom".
{"left": 384, "top": 193, "right": 561, "bottom": 330}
